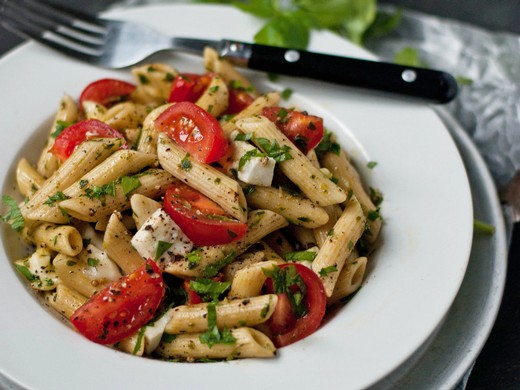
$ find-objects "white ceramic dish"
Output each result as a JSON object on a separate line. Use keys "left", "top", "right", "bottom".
{"left": 0, "top": 5, "right": 473, "bottom": 390}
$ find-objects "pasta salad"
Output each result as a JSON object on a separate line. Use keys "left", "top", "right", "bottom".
{"left": 1, "top": 48, "right": 382, "bottom": 361}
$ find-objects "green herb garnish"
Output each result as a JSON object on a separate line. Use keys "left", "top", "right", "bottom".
{"left": 1, "top": 195, "right": 25, "bottom": 232}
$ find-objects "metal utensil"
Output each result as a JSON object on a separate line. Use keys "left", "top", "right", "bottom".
{"left": 0, "top": 0, "right": 458, "bottom": 103}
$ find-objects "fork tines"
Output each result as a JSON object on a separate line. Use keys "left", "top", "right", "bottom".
{"left": 1, "top": 0, "right": 108, "bottom": 58}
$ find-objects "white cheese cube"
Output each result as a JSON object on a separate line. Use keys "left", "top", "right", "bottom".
{"left": 131, "top": 208, "right": 193, "bottom": 268}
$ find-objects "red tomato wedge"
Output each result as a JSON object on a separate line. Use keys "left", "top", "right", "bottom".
{"left": 155, "top": 101, "right": 228, "bottom": 163}
{"left": 262, "top": 107, "right": 324, "bottom": 154}
{"left": 225, "top": 89, "right": 255, "bottom": 115}
{"left": 168, "top": 73, "right": 213, "bottom": 103}
{"left": 50, "top": 119, "right": 124, "bottom": 160}
{"left": 70, "top": 259, "right": 165, "bottom": 345}
{"left": 264, "top": 263, "right": 327, "bottom": 347}
{"left": 163, "top": 183, "right": 247, "bottom": 247}
{"left": 79, "top": 78, "right": 136, "bottom": 109}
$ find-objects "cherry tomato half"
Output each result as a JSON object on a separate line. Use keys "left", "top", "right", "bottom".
{"left": 70, "top": 259, "right": 165, "bottom": 345}
{"left": 262, "top": 107, "right": 324, "bottom": 154}
{"left": 224, "top": 89, "right": 255, "bottom": 115}
{"left": 79, "top": 78, "right": 136, "bottom": 109}
{"left": 168, "top": 73, "right": 213, "bottom": 103}
{"left": 154, "top": 101, "right": 228, "bottom": 163}
{"left": 264, "top": 263, "right": 327, "bottom": 347}
{"left": 163, "top": 182, "right": 247, "bottom": 247}
{"left": 50, "top": 119, "right": 125, "bottom": 160}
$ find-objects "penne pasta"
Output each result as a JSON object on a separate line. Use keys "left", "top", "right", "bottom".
{"left": 236, "top": 116, "right": 346, "bottom": 206}
{"left": 157, "top": 133, "right": 247, "bottom": 222}
{"left": 16, "top": 158, "right": 45, "bottom": 198}
{"left": 311, "top": 196, "right": 366, "bottom": 297}
{"left": 164, "top": 294, "right": 277, "bottom": 334}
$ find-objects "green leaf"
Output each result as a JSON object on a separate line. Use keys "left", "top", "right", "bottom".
{"left": 43, "top": 191, "right": 70, "bottom": 205}
{"left": 363, "top": 8, "right": 402, "bottom": 41}
{"left": 233, "top": 0, "right": 279, "bottom": 18}
{"left": 394, "top": 47, "right": 427, "bottom": 67}
{"left": 1, "top": 195, "right": 25, "bottom": 232}
{"left": 50, "top": 120, "right": 73, "bottom": 138}
{"left": 189, "top": 278, "right": 231, "bottom": 302}
{"left": 254, "top": 14, "right": 311, "bottom": 49}
{"left": 319, "top": 265, "right": 338, "bottom": 277}
{"left": 155, "top": 240, "right": 173, "bottom": 261}
{"left": 203, "top": 251, "right": 236, "bottom": 277}
{"left": 121, "top": 176, "right": 141, "bottom": 197}
{"left": 199, "top": 302, "right": 237, "bottom": 348}
{"left": 15, "top": 263, "right": 36, "bottom": 282}
{"left": 254, "top": 138, "right": 292, "bottom": 162}
{"left": 87, "top": 258, "right": 100, "bottom": 267}
{"left": 283, "top": 250, "right": 317, "bottom": 262}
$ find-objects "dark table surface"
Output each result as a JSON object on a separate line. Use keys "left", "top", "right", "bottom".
{"left": 1, "top": 1, "right": 519, "bottom": 389}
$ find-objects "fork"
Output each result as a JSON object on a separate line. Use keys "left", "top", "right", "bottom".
{"left": 0, "top": 0, "right": 458, "bottom": 103}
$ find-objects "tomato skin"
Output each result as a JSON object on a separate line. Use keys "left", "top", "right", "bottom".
{"left": 168, "top": 73, "right": 213, "bottom": 103}
{"left": 79, "top": 78, "right": 136, "bottom": 109}
{"left": 70, "top": 259, "right": 165, "bottom": 345}
{"left": 154, "top": 101, "right": 228, "bottom": 163}
{"left": 182, "top": 280, "right": 204, "bottom": 305}
{"left": 163, "top": 183, "right": 247, "bottom": 247}
{"left": 265, "top": 263, "right": 327, "bottom": 348}
{"left": 225, "top": 89, "right": 255, "bottom": 115}
{"left": 262, "top": 107, "right": 324, "bottom": 154}
{"left": 50, "top": 119, "right": 125, "bottom": 160}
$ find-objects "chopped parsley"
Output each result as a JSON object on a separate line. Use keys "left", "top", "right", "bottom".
{"left": 255, "top": 138, "right": 292, "bottom": 162}
{"left": 155, "top": 240, "right": 173, "bottom": 261}
{"left": 87, "top": 258, "right": 100, "bottom": 267}
{"left": 1, "top": 195, "right": 25, "bottom": 232}
{"left": 281, "top": 88, "right": 293, "bottom": 100}
{"left": 263, "top": 264, "right": 308, "bottom": 318}
{"left": 367, "top": 161, "right": 378, "bottom": 169}
{"left": 43, "top": 191, "right": 70, "bottom": 205}
{"left": 15, "top": 263, "right": 36, "bottom": 282}
{"left": 83, "top": 182, "right": 116, "bottom": 206}
{"left": 186, "top": 248, "right": 202, "bottom": 269}
{"left": 121, "top": 176, "right": 141, "bottom": 197}
{"left": 315, "top": 130, "right": 341, "bottom": 156}
{"left": 199, "top": 302, "right": 236, "bottom": 348}
{"left": 180, "top": 153, "right": 192, "bottom": 172}
{"left": 189, "top": 278, "right": 231, "bottom": 303}
{"left": 132, "top": 327, "right": 146, "bottom": 355}
{"left": 50, "top": 120, "right": 73, "bottom": 138}
{"left": 203, "top": 251, "right": 236, "bottom": 277}
{"left": 319, "top": 265, "right": 338, "bottom": 277}
{"left": 283, "top": 250, "right": 317, "bottom": 262}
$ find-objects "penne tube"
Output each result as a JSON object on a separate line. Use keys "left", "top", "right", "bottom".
{"left": 137, "top": 103, "right": 173, "bottom": 155}
{"left": 103, "top": 211, "right": 145, "bottom": 275}
{"left": 27, "top": 149, "right": 156, "bottom": 224}
{"left": 22, "top": 138, "right": 123, "bottom": 223}
{"left": 58, "top": 169, "right": 176, "bottom": 222}
{"left": 27, "top": 223, "right": 83, "bottom": 256}
{"left": 130, "top": 194, "right": 162, "bottom": 230}
{"left": 311, "top": 196, "right": 366, "bottom": 297}
{"left": 327, "top": 256, "right": 367, "bottom": 306}
{"left": 103, "top": 102, "right": 149, "bottom": 132}
{"left": 290, "top": 226, "right": 318, "bottom": 250}
{"left": 157, "top": 133, "right": 247, "bottom": 222}
{"left": 156, "top": 327, "right": 276, "bottom": 360}
{"left": 320, "top": 149, "right": 382, "bottom": 243}
{"left": 236, "top": 116, "right": 346, "bottom": 206}
{"left": 37, "top": 94, "right": 79, "bottom": 178}
{"left": 164, "top": 209, "right": 288, "bottom": 278}
{"left": 313, "top": 204, "right": 343, "bottom": 247}
{"left": 263, "top": 230, "right": 295, "bottom": 257}
{"left": 228, "top": 260, "right": 281, "bottom": 299}
{"left": 53, "top": 254, "right": 105, "bottom": 297}
{"left": 164, "top": 294, "right": 277, "bottom": 334}
{"left": 82, "top": 101, "right": 106, "bottom": 120}
{"left": 203, "top": 47, "right": 257, "bottom": 96}
{"left": 220, "top": 92, "right": 280, "bottom": 137}
{"left": 245, "top": 185, "right": 329, "bottom": 228}
{"left": 195, "top": 74, "right": 229, "bottom": 117}
{"left": 16, "top": 158, "right": 45, "bottom": 197}
{"left": 131, "top": 63, "right": 178, "bottom": 105}
{"left": 46, "top": 284, "right": 87, "bottom": 319}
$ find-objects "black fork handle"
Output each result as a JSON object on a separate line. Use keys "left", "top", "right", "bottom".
{"left": 220, "top": 40, "right": 458, "bottom": 104}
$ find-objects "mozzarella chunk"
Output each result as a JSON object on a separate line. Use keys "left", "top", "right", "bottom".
{"left": 79, "top": 244, "right": 122, "bottom": 283}
{"left": 131, "top": 208, "right": 193, "bottom": 268}
{"left": 221, "top": 131, "right": 275, "bottom": 186}
{"left": 18, "top": 248, "right": 59, "bottom": 291}
{"left": 143, "top": 309, "right": 175, "bottom": 354}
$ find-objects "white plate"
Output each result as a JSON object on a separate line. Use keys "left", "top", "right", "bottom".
{"left": 0, "top": 4, "right": 473, "bottom": 390}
